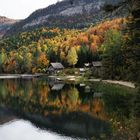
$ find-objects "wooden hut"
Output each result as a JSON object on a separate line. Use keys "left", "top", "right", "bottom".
{"left": 92, "top": 61, "right": 102, "bottom": 68}
{"left": 92, "top": 61, "right": 103, "bottom": 77}
{"left": 47, "top": 63, "right": 64, "bottom": 74}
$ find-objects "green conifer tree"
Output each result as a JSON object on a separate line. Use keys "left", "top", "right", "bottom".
{"left": 123, "top": 0, "right": 140, "bottom": 82}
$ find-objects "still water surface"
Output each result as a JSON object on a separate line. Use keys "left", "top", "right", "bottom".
{"left": 0, "top": 77, "right": 139, "bottom": 140}
{"left": 0, "top": 120, "right": 79, "bottom": 140}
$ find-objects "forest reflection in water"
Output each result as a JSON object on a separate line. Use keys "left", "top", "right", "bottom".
{"left": 0, "top": 78, "right": 139, "bottom": 140}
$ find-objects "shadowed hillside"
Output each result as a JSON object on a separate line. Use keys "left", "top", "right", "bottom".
{"left": 5, "top": 0, "right": 129, "bottom": 36}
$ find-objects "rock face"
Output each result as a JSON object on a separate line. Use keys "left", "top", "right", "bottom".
{"left": 5, "top": 0, "right": 129, "bottom": 36}
{"left": 0, "top": 16, "right": 18, "bottom": 38}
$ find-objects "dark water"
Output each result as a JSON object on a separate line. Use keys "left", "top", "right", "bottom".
{"left": 0, "top": 77, "right": 139, "bottom": 140}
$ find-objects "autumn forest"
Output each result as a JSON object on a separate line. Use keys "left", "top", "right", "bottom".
{"left": 0, "top": 0, "right": 139, "bottom": 88}
{"left": 0, "top": 0, "right": 140, "bottom": 139}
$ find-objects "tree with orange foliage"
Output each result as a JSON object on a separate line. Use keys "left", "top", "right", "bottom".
{"left": 37, "top": 53, "right": 49, "bottom": 72}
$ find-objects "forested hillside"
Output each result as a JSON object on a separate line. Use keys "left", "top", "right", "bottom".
{"left": 0, "top": 18, "right": 124, "bottom": 73}
{"left": 0, "top": 0, "right": 139, "bottom": 83}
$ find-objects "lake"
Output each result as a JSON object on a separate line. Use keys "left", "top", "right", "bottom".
{"left": 0, "top": 77, "right": 139, "bottom": 140}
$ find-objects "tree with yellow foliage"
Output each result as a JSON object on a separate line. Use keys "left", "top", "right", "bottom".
{"left": 0, "top": 49, "right": 7, "bottom": 72}
{"left": 66, "top": 47, "right": 78, "bottom": 67}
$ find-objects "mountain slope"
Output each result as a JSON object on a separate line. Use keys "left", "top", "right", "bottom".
{"left": 0, "top": 16, "right": 18, "bottom": 38}
{"left": 5, "top": 0, "right": 129, "bottom": 36}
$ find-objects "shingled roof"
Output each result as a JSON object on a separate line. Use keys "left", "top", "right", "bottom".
{"left": 50, "top": 63, "right": 64, "bottom": 69}
{"left": 92, "top": 61, "right": 102, "bottom": 67}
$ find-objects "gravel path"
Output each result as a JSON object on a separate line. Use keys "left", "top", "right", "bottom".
{"left": 103, "top": 80, "right": 135, "bottom": 88}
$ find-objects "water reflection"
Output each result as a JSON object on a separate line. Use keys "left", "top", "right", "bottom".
{"left": 0, "top": 78, "right": 139, "bottom": 139}
{"left": 0, "top": 120, "right": 80, "bottom": 140}
{"left": 0, "top": 79, "right": 108, "bottom": 120}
